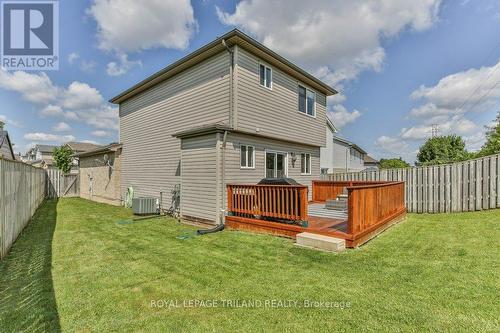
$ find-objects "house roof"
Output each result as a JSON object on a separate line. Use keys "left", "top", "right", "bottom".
{"left": 326, "top": 116, "right": 338, "bottom": 133}
{"left": 73, "top": 143, "right": 122, "bottom": 158}
{"left": 364, "top": 155, "right": 379, "bottom": 164}
{"left": 65, "top": 141, "right": 103, "bottom": 152}
{"left": 35, "top": 144, "right": 58, "bottom": 153}
{"left": 0, "top": 129, "right": 15, "bottom": 159}
{"left": 110, "top": 29, "right": 338, "bottom": 104}
{"left": 332, "top": 135, "right": 367, "bottom": 155}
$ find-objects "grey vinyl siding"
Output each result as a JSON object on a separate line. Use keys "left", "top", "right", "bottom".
{"left": 180, "top": 134, "right": 218, "bottom": 222}
{"left": 235, "top": 47, "right": 327, "bottom": 147}
{"left": 119, "top": 51, "right": 230, "bottom": 207}
{"left": 0, "top": 144, "right": 14, "bottom": 160}
{"left": 222, "top": 132, "right": 320, "bottom": 206}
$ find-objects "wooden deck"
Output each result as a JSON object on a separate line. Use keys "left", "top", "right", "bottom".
{"left": 226, "top": 181, "right": 407, "bottom": 248}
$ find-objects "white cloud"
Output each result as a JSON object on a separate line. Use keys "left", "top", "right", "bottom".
{"left": 68, "top": 52, "right": 80, "bottom": 65}
{"left": 39, "top": 105, "right": 64, "bottom": 117}
{"left": 24, "top": 132, "right": 75, "bottom": 143}
{"left": 328, "top": 105, "right": 361, "bottom": 129}
{"left": 106, "top": 53, "right": 142, "bottom": 76}
{"left": 217, "top": 0, "right": 441, "bottom": 86}
{"left": 91, "top": 130, "right": 110, "bottom": 137}
{"left": 400, "top": 115, "right": 478, "bottom": 140}
{"left": 0, "top": 114, "right": 21, "bottom": 128}
{"left": 88, "top": 0, "right": 197, "bottom": 53}
{"left": 380, "top": 60, "right": 500, "bottom": 160}
{"left": 411, "top": 61, "right": 500, "bottom": 112}
{"left": 0, "top": 70, "right": 59, "bottom": 104}
{"left": 0, "top": 70, "right": 118, "bottom": 132}
{"left": 375, "top": 136, "right": 409, "bottom": 154}
{"left": 61, "top": 82, "right": 103, "bottom": 110}
{"left": 52, "top": 122, "right": 71, "bottom": 132}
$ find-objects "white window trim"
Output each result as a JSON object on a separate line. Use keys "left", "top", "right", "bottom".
{"left": 301, "top": 153, "right": 312, "bottom": 175}
{"left": 264, "top": 149, "right": 288, "bottom": 178}
{"left": 298, "top": 84, "right": 316, "bottom": 118}
{"left": 240, "top": 144, "right": 255, "bottom": 169}
{"left": 259, "top": 63, "right": 273, "bottom": 90}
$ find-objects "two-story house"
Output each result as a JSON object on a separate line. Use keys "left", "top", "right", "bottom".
{"left": 24, "top": 144, "right": 57, "bottom": 167}
{"left": 111, "top": 29, "right": 337, "bottom": 225}
{"left": 321, "top": 118, "right": 367, "bottom": 174}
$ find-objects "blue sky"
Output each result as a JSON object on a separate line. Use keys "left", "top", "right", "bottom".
{"left": 0, "top": 0, "right": 499, "bottom": 163}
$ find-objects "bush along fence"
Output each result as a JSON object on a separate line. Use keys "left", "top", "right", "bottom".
{"left": 0, "top": 158, "right": 45, "bottom": 259}
{"left": 323, "top": 153, "right": 500, "bottom": 213}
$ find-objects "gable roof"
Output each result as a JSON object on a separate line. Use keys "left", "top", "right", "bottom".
{"left": 332, "top": 135, "right": 367, "bottom": 155}
{"left": 326, "top": 115, "right": 338, "bottom": 133}
{"left": 364, "top": 155, "right": 379, "bottom": 164}
{"left": 110, "top": 29, "right": 338, "bottom": 104}
{"left": 65, "top": 141, "right": 103, "bottom": 152}
{"left": 0, "top": 130, "right": 15, "bottom": 160}
{"left": 36, "top": 144, "right": 58, "bottom": 153}
{"left": 73, "top": 143, "right": 122, "bottom": 158}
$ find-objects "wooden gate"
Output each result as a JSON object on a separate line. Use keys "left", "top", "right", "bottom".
{"left": 45, "top": 168, "right": 79, "bottom": 198}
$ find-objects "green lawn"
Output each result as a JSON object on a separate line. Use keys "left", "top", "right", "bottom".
{"left": 0, "top": 198, "right": 499, "bottom": 332}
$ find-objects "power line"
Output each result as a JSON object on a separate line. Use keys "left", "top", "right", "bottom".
{"left": 453, "top": 42, "right": 500, "bottom": 113}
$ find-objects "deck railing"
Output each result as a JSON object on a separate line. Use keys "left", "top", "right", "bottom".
{"left": 311, "top": 180, "right": 387, "bottom": 202}
{"left": 347, "top": 182, "right": 406, "bottom": 235}
{"left": 227, "top": 184, "right": 308, "bottom": 221}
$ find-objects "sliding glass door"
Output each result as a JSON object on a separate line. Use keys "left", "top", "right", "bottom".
{"left": 265, "top": 151, "right": 287, "bottom": 178}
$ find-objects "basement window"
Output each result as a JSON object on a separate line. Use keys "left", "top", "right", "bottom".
{"left": 240, "top": 145, "right": 255, "bottom": 169}
{"left": 259, "top": 64, "right": 272, "bottom": 89}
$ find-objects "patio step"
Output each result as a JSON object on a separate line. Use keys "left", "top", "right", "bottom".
{"left": 325, "top": 199, "right": 347, "bottom": 211}
{"left": 295, "top": 232, "right": 346, "bottom": 252}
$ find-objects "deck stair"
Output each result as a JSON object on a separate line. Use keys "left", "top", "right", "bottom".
{"left": 295, "top": 232, "right": 346, "bottom": 252}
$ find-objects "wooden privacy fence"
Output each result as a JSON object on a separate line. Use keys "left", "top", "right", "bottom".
{"left": 0, "top": 158, "right": 45, "bottom": 260}
{"left": 227, "top": 184, "right": 308, "bottom": 221}
{"left": 45, "top": 168, "right": 79, "bottom": 198}
{"left": 323, "top": 153, "right": 500, "bottom": 213}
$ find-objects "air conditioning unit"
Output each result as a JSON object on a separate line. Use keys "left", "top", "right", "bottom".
{"left": 132, "top": 197, "right": 159, "bottom": 215}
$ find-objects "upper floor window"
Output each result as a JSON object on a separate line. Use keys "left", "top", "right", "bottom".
{"left": 259, "top": 64, "right": 272, "bottom": 89}
{"left": 301, "top": 153, "right": 311, "bottom": 175}
{"left": 240, "top": 145, "right": 255, "bottom": 169}
{"left": 298, "top": 85, "right": 315, "bottom": 117}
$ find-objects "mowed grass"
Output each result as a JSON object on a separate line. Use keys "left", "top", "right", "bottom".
{"left": 0, "top": 198, "right": 499, "bottom": 332}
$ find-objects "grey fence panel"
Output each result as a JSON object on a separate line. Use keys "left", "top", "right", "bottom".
{"left": 45, "top": 168, "right": 79, "bottom": 198}
{"left": 322, "top": 153, "right": 500, "bottom": 213}
{"left": 0, "top": 158, "right": 45, "bottom": 260}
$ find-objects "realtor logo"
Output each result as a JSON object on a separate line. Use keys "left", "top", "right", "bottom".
{"left": 1, "top": 0, "right": 59, "bottom": 70}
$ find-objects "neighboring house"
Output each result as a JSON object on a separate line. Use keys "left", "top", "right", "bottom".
{"left": 111, "top": 29, "right": 337, "bottom": 225}
{"left": 64, "top": 141, "right": 103, "bottom": 172}
{"left": 25, "top": 144, "right": 57, "bottom": 168}
{"left": 363, "top": 155, "right": 380, "bottom": 170}
{"left": 320, "top": 118, "right": 367, "bottom": 174}
{"left": 76, "top": 143, "right": 122, "bottom": 206}
{"left": 0, "top": 121, "right": 15, "bottom": 161}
